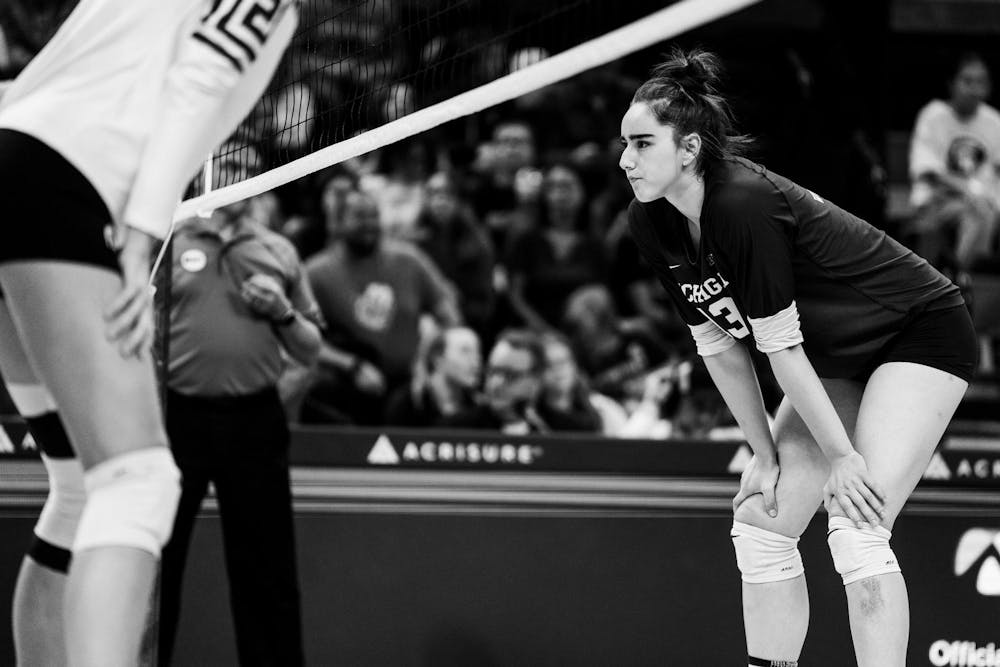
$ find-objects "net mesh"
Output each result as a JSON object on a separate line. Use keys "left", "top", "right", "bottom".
{"left": 195, "top": 0, "right": 754, "bottom": 201}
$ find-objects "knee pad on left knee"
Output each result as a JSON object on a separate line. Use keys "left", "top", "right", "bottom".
{"left": 35, "top": 455, "right": 87, "bottom": 551}
{"left": 731, "top": 521, "right": 804, "bottom": 584}
{"left": 827, "top": 516, "right": 901, "bottom": 586}
{"left": 74, "top": 448, "right": 181, "bottom": 557}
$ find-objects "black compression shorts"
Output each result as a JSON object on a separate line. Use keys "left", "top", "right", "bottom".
{"left": 853, "top": 304, "right": 978, "bottom": 383}
{"left": 0, "top": 129, "right": 119, "bottom": 273}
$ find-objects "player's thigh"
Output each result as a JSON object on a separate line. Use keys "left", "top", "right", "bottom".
{"left": 734, "top": 378, "right": 864, "bottom": 536}
{"left": 850, "top": 361, "right": 967, "bottom": 530}
{"left": 0, "top": 295, "right": 39, "bottom": 384}
{"left": 0, "top": 262, "right": 166, "bottom": 469}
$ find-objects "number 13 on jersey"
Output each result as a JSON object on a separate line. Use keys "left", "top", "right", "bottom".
{"left": 701, "top": 297, "right": 750, "bottom": 339}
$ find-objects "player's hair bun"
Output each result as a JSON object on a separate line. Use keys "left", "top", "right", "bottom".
{"left": 650, "top": 47, "right": 721, "bottom": 98}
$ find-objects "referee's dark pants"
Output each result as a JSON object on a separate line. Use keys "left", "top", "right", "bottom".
{"left": 157, "top": 387, "right": 304, "bottom": 667}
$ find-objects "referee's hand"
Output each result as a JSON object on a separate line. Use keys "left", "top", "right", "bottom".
{"left": 105, "top": 227, "right": 156, "bottom": 359}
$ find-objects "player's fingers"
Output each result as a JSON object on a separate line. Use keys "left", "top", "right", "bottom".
{"left": 857, "top": 485, "right": 886, "bottom": 522}
{"left": 848, "top": 488, "right": 881, "bottom": 527}
{"left": 762, "top": 485, "right": 778, "bottom": 518}
{"left": 732, "top": 487, "right": 750, "bottom": 511}
{"left": 120, "top": 308, "right": 153, "bottom": 359}
{"left": 104, "top": 282, "right": 143, "bottom": 323}
{"left": 861, "top": 474, "right": 887, "bottom": 505}
{"left": 837, "top": 493, "right": 865, "bottom": 527}
{"left": 105, "top": 286, "right": 147, "bottom": 341}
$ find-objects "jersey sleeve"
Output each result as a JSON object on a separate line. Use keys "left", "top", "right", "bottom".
{"left": 712, "top": 186, "right": 803, "bottom": 354}
{"left": 122, "top": 0, "right": 298, "bottom": 238}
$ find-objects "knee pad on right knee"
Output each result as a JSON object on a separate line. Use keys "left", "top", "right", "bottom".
{"left": 827, "top": 517, "right": 901, "bottom": 586}
{"left": 731, "top": 521, "right": 804, "bottom": 584}
{"left": 74, "top": 448, "right": 181, "bottom": 557}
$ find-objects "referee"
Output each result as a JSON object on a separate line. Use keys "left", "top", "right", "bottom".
{"left": 157, "top": 146, "right": 322, "bottom": 666}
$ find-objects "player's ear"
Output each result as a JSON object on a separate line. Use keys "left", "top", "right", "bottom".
{"left": 680, "top": 132, "right": 701, "bottom": 167}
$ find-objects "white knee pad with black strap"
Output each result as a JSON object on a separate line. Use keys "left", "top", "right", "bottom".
{"left": 36, "top": 455, "right": 87, "bottom": 550}
{"left": 827, "top": 516, "right": 901, "bottom": 586}
{"left": 74, "top": 447, "right": 181, "bottom": 557}
{"left": 731, "top": 521, "right": 805, "bottom": 584}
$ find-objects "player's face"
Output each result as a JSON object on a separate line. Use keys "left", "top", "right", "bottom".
{"left": 619, "top": 103, "right": 685, "bottom": 202}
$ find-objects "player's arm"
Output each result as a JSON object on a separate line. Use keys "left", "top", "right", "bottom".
{"left": 720, "top": 192, "right": 886, "bottom": 526}
{"left": 121, "top": 1, "right": 299, "bottom": 239}
{"left": 627, "top": 201, "right": 776, "bottom": 457}
{"left": 702, "top": 343, "right": 777, "bottom": 454}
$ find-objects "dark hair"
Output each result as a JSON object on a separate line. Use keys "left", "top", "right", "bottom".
{"left": 495, "top": 328, "right": 546, "bottom": 374}
{"left": 631, "top": 47, "right": 752, "bottom": 174}
{"left": 952, "top": 52, "right": 989, "bottom": 80}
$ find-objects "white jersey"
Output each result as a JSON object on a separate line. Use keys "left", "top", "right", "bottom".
{"left": 0, "top": 0, "right": 297, "bottom": 239}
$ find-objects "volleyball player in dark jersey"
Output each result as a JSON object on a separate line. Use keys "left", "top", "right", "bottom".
{"left": 622, "top": 48, "right": 976, "bottom": 667}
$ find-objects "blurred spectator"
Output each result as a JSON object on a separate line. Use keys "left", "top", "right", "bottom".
{"left": 301, "top": 189, "right": 461, "bottom": 424}
{"left": 562, "top": 285, "right": 672, "bottom": 406}
{"left": 411, "top": 171, "right": 496, "bottom": 337}
{"left": 617, "top": 363, "right": 685, "bottom": 439}
{"left": 281, "top": 165, "right": 360, "bottom": 261}
{"left": 440, "top": 329, "right": 549, "bottom": 434}
{"left": 909, "top": 52, "right": 1000, "bottom": 273}
{"left": 537, "top": 332, "right": 626, "bottom": 435}
{"left": 605, "top": 212, "right": 691, "bottom": 345}
{"left": 384, "top": 325, "right": 482, "bottom": 427}
{"left": 271, "top": 82, "right": 316, "bottom": 157}
{"left": 364, "top": 138, "right": 431, "bottom": 238}
{"left": 505, "top": 162, "right": 607, "bottom": 330}
{"left": 245, "top": 191, "right": 285, "bottom": 233}
{"left": 671, "top": 363, "right": 743, "bottom": 441}
{"left": 471, "top": 119, "right": 538, "bottom": 251}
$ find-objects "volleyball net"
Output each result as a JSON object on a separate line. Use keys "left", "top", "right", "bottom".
{"left": 176, "top": 0, "right": 762, "bottom": 217}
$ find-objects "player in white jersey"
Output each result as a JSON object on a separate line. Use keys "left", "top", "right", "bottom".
{"left": 0, "top": 1, "right": 298, "bottom": 664}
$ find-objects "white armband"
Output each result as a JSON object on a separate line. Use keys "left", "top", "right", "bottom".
{"left": 748, "top": 301, "right": 804, "bottom": 354}
{"left": 689, "top": 321, "right": 736, "bottom": 357}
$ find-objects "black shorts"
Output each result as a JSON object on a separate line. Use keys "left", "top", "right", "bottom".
{"left": 853, "top": 304, "right": 978, "bottom": 383}
{"left": 0, "top": 129, "right": 118, "bottom": 273}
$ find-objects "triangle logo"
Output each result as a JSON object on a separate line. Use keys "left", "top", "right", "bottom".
{"left": 727, "top": 444, "right": 752, "bottom": 474}
{"left": 0, "top": 425, "right": 14, "bottom": 454}
{"left": 923, "top": 453, "right": 951, "bottom": 480}
{"left": 367, "top": 434, "right": 399, "bottom": 465}
{"left": 976, "top": 556, "right": 1000, "bottom": 596}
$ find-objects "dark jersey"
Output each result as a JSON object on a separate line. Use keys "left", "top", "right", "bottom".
{"left": 628, "top": 157, "right": 964, "bottom": 378}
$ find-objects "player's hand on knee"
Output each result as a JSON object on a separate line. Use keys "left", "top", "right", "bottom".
{"left": 823, "top": 451, "right": 886, "bottom": 529}
{"left": 104, "top": 226, "right": 156, "bottom": 359}
{"left": 732, "top": 453, "right": 779, "bottom": 518}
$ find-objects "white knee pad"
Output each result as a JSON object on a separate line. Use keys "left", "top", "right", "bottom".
{"left": 827, "top": 516, "right": 901, "bottom": 586}
{"left": 6, "top": 383, "right": 57, "bottom": 416}
{"left": 731, "top": 521, "right": 805, "bottom": 584}
{"left": 35, "top": 455, "right": 87, "bottom": 550}
{"left": 74, "top": 448, "right": 181, "bottom": 557}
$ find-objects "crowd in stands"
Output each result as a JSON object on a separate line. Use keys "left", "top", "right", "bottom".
{"left": 2, "top": 2, "right": 998, "bottom": 440}
{"left": 240, "top": 47, "right": 1000, "bottom": 438}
